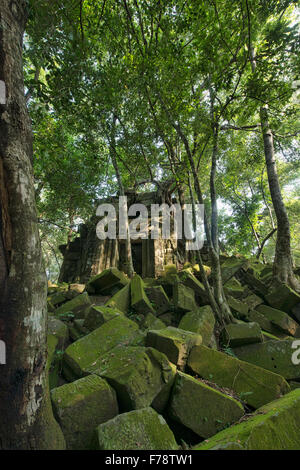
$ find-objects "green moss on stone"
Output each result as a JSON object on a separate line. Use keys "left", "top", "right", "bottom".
{"left": 51, "top": 374, "right": 118, "bottom": 449}
{"left": 168, "top": 371, "right": 244, "bottom": 438}
{"left": 94, "top": 407, "right": 178, "bottom": 450}
{"left": 188, "top": 345, "right": 290, "bottom": 409}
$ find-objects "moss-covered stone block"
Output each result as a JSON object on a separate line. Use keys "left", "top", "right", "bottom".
{"left": 227, "top": 296, "right": 249, "bottom": 320}
{"left": 145, "top": 285, "right": 170, "bottom": 315}
{"left": 257, "top": 304, "right": 300, "bottom": 337}
{"left": 94, "top": 407, "right": 178, "bottom": 450}
{"left": 246, "top": 309, "right": 285, "bottom": 337}
{"left": 48, "top": 291, "right": 68, "bottom": 307}
{"left": 173, "top": 282, "right": 197, "bottom": 313}
{"left": 221, "top": 258, "right": 249, "bottom": 284}
{"left": 141, "top": 313, "right": 166, "bottom": 331}
{"left": 48, "top": 317, "right": 69, "bottom": 349}
{"left": 194, "top": 389, "right": 300, "bottom": 450}
{"left": 146, "top": 327, "right": 202, "bottom": 369}
{"left": 177, "top": 271, "right": 208, "bottom": 305}
{"left": 86, "top": 268, "right": 128, "bottom": 295}
{"left": 179, "top": 305, "right": 215, "bottom": 346}
{"left": 265, "top": 282, "right": 300, "bottom": 314}
{"left": 243, "top": 293, "right": 264, "bottom": 311}
{"left": 188, "top": 345, "right": 290, "bottom": 409}
{"left": 63, "top": 315, "right": 139, "bottom": 380}
{"left": 221, "top": 322, "right": 263, "bottom": 348}
{"left": 233, "top": 339, "right": 300, "bottom": 380}
{"left": 86, "top": 345, "right": 176, "bottom": 412}
{"left": 51, "top": 375, "right": 118, "bottom": 449}
{"left": 105, "top": 282, "right": 130, "bottom": 313}
{"left": 168, "top": 371, "right": 244, "bottom": 438}
{"left": 83, "top": 305, "right": 123, "bottom": 331}
{"left": 55, "top": 292, "right": 91, "bottom": 320}
{"left": 131, "top": 274, "right": 155, "bottom": 315}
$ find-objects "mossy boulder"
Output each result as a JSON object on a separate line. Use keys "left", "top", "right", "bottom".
{"left": 93, "top": 407, "right": 178, "bottom": 450}
{"left": 131, "top": 274, "right": 155, "bottom": 315}
{"left": 51, "top": 375, "right": 118, "bottom": 449}
{"left": 48, "top": 291, "right": 68, "bottom": 307}
{"left": 86, "top": 345, "right": 176, "bottom": 412}
{"left": 83, "top": 305, "right": 123, "bottom": 331}
{"left": 188, "top": 345, "right": 290, "bottom": 409}
{"left": 47, "top": 334, "right": 61, "bottom": 390}
{"left": 265, "top": 282, "right": 300, "bottom": 314}
{"left": 227, "top": 296, "right": 249, "bottom": 320}
{"left": 178, "top": 305, "right": 215, "bottom": 346}
{"left": 224, "top": 278, "right": 245, "bottom": 300}
{"left": 146, "top": 326, "right": 202, "bottom": 369}
{"left": 173, "top": 282, "right": 197, "bottom": 313}
{"left": 240, "top": 270, "right": 269, "bottom": 297}
{"left": 69, "top": 283, "right": 85, "bottom": 294}
{"left": 194, "top": 389, "right": 300, "bottom": 450}
{"left": 221, "top": 258, "right": 249, "bottom": 284}
{"left": 145, "top": 285, "right": 170, "bottom": 315}
{"left": 63, "top": 316, "right": 140, "bottom": 381}
{"left": 105, "top": 283, "right": 130, "bottom": 313}
{"left": 140, "top": 313, "right": 166, "bottom": 331}
{"left": 47, "top": 317, "right": 69, "bottom": 349}
{"left": 233, "top": 339, "right": 300, "bottom": 380}
{"left": 246, "top": 309, "right": 285, "bottom": 338}
{"left": 69, "top": 319, "right": 89, "bottom": 342}
{"left": 86, "top": 268, "right": 128, "bottom": 295}
{"left": 168, "top": 371, "right": 244, "bottom": 438}
{"left": 256, "top": 304, "right": 300, "bottom": 337}
{"left": 177, "top": 271, "right": 208, "bottom": 305}
{"left": 243, "top": 293, "right": 264, "bottom": 311}
{"left": 55, "top": 292, "right": 91, "bottom": 320}
{"left": 221, "top": 322, "right": 263, "bottom": 348}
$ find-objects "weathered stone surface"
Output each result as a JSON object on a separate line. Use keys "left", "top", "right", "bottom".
{"left": 86, "top": 268, "right": 128, "bottom": 295}
{"left": 93, "top": 407, "right": 178, "bottom": 450}
{"left": 257, "top": 304, "right": 300, "bottom": 337}
{"left": 51, "top": 375, "right": 118, "bottom": 449}
{"left": 177, "top": 271, "right": 208, "bottom": 305}
{"left": 179, "top": 305, "right": 215, "bottom": 346}
{"left": 188, "top": 345, "right": 290, "bottom": 409}
{"left": 265, "top": 282, "right": 300, "bottom": 313}
{"left": 141, "top": 313, "right": 166, "bottom": 331}
{"left": 243, "top": 293, "right": 264, "bottom": 310}
{"left": 146, "top": 327, "right": 202, "bottom": 368}
{"left": 48, "top": 317, "right": 69, "bottom": 349}
{"left": 227, "top": 296, "right": 249, "bottom": 319}
{"left": 55, "top": 292, "right": 91, "bottom": 319}
{"left": 69, "top": 283, "right": 86, "bottom": 294}
{"left": 69, "top": 319, "right": 89, "bottom": 342}
{"left": 145, "top": 285, "right": 170, "bottom": 315}
{"left": 240, "top": 270, "right": 269, "bottom": 297}
{"left": 86, "top": 346, "right": 175, "bottom": 412}
{"left": 221, "top": 257, "right": 249, "bottom": 284}
{"left": 221, "top": 322, "right": 263, "bottom": 348}
{"left": 246, "top": 309, "right": 284, "bottom": 337}
{"left": 131, "top": 274, "right": 155, "bottom": 315}
{"left": 83, "top": 306, "right": 123, "bottom": 331}
{"left": 194, "top": 389, "right": 300, "bottom": 450}
{"left": 168, "top": 372, "right": 244, "bottom": 438}
{"left": 48, "top": 291, "right": 68, "bottom": 307}
{"left": 233, "top": 339, "right": 300, "bottom": 380}
{"left": 63, "top": 316, "right": 140, "bottom": 380}
{"left": 224, "top": 278, "right": 245, "bottom": 299}
{"left": 173, "top": 282, "right": 197, "bottom": 313}
{"left": 105, "top": 283, "right": 130, "bottom": 313}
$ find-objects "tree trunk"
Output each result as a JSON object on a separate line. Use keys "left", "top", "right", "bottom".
{"left": 0, "top": 0, "right": 65, "bottom": 449}
{"left": 260, "top": 106, "right": 299, "bottom": 291}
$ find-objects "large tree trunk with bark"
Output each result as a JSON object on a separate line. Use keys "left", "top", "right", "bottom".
{"left": 260, "top": 106, "right": 299, "bottom": 291}
{"left": 0, "top": 0, "right": 65, "bottom": 449}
